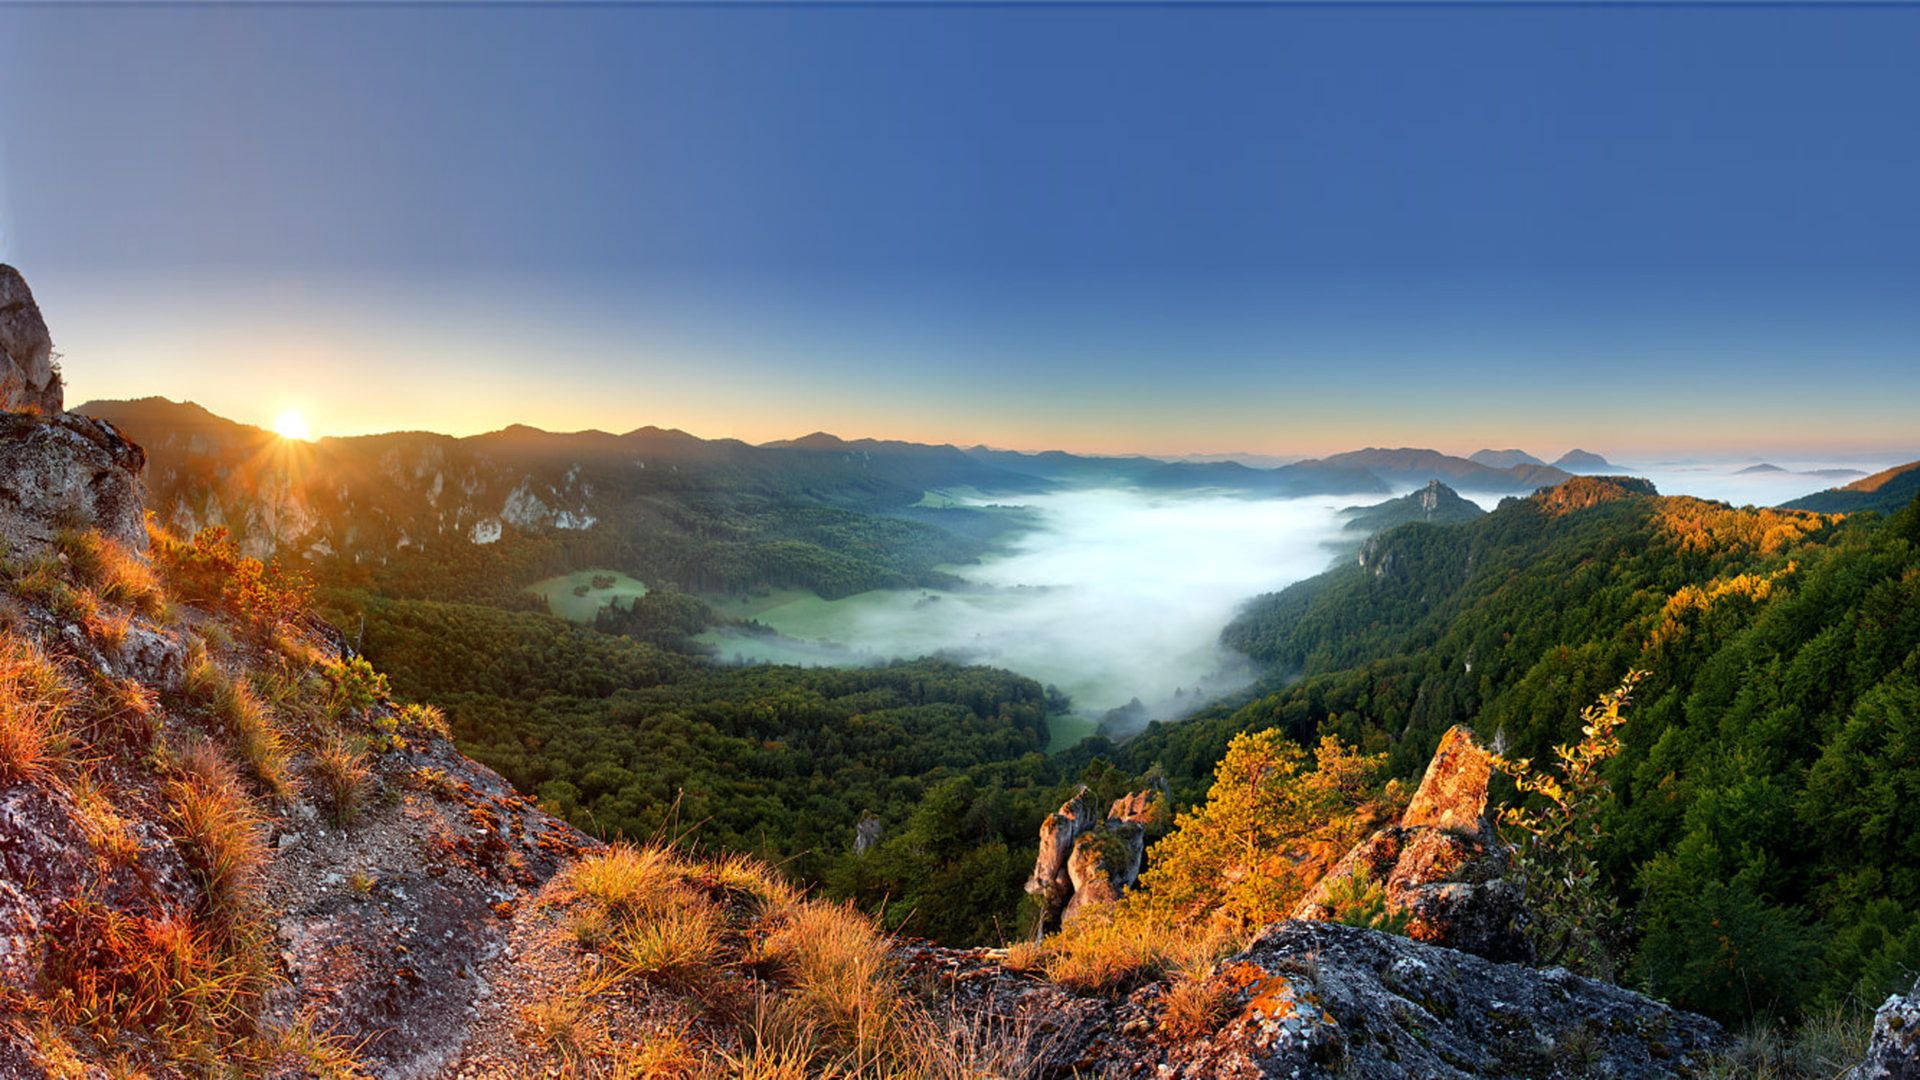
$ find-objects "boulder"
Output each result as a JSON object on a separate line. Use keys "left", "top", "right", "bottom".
{"left": 0, "top": 411, "right": 149, "bottom": 560}
{"left": 1293, "top": 726, "right": 1529, "bottom": 962}
{"left": 1851, "top": 976, "right": 1920, "bottom": 1079}
{"left": 0, "top": 265, "right": 60, "bottom": 415}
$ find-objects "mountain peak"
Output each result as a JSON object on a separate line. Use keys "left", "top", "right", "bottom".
{"left": 1552, "top": 448, "right": 1617, "bottom": 472}
{"left": 1467, "top": 448, "right": 1547, "bottom": 469}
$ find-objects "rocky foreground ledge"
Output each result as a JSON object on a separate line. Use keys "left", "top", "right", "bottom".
{"left": 902, "top": 921, "right": 1721, "bottom": 1079}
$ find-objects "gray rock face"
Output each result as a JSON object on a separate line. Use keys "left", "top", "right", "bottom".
{"left": 1852, "top": 976, "right": 1920, "bottom": 1079}
{"left": 0, "top": 411, "right": 148, "bottom": 560}
{"left": 902, "top": 920, "right": 1724, "bottom": 1078}
{"left": 0, "top": 265, "right": 60, "bottom": 415}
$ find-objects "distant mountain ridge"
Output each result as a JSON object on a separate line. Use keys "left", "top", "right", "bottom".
{"left": 1300, "top": 447, "right": 1571, "bottom": 494}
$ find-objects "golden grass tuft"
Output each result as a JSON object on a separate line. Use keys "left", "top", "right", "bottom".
{"left": 1160, "top": 968, "right": 1236, "bottom": 1040}
{"left": 69, "top": 769, "right": 141, "bottom": 864}
{"left": 38, "top": 895, "right": 275, "bottom": 1068}
{"left": 764, "top": 900, "right": 912, "bottom": 1063}
{"left": 182, "top": 645, "right": 293, "bottom": 798}
{"left": 310, "top": 732, "right": 371, "bottom": 825}
{"left": 1018, "top": 907, "right": 1243, "bottom": 995}
{"left": 0, "top": 634, "right": 72, "bottom": 784}
{"left": 567, "top": 843, "right": 687, "bottom": 916}
{"left": 83, "top": 670, "right": 161, "bottom": 748}
{"left": 164, "top": 738, "right": 270, "bottom": 924}
{"left": 609, "top": 903, "right": 724, "bottom": 991}
{"left": 520, "top": 992, "right": 599, "bottom": 1069}
{"left": 55, "top": 528, "right": 167, "bottom": 620}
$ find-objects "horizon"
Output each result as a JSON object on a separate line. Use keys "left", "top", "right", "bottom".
{"left": 8, "top": 3, "right": 1920, "bottom": 456}
{"left": 69, "top": 392, "right": 1918, "bottom": 470}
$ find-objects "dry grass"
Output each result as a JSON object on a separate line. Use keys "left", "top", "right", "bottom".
{"left": 262, "top": 1010, "right": 371, "bottom": 1080}
{"left": 1702, "top": 1003, "right": 1875, "bottom": 1079}
{"left": 311, "top": 732, "right": 371, "bottom": 825}
{"left": 182, "top": 645, "right": 294, "bottom": 798}
{"left": 54, "top": 529, "right": 166, "bottom": 620}
{"left": 164, "top": 738, "right": 269, "bottom": 925}
{"left": 764, "top": 900, "right": 915, "bottom": 1066}
{"left": 82, "top": 670, "right": 160, "bottom": 749}
{"left": 610, "top": 903, "right": 725, "bottom": 991}
{"left": 69, "top": 769, "right": 141, "bottom": 864}
{"left": 567, "top": 843, "right": 687, "bottom": 915}
{"left": 1014, "top": 906, "right": 1243, "bottom": 996}
{"left": 520, "top": 992, "right": 599, "bottom": 1069}
{"left": 0, "top": 634, "right": 72, "bottom": 783}
{"left": 1160, "top": 968, "right": 1236, "bottom": 1040}
{"left": 38, "top": 896, "right": 274, "bottom": 1069}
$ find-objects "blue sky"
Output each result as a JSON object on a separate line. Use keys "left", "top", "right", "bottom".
{"left": 2, "top": 3, "right": 1917, "bottom": 457}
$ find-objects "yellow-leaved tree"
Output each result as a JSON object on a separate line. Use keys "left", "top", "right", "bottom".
{"left": 1134, "top": 731, "right": 1392, "bottom": 932}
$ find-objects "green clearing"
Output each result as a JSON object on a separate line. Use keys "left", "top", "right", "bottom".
{"left": 525, "top": 569, "right": 649, "bottom": 622}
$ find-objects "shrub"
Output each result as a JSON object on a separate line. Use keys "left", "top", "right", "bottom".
{"left": 1133, "top": 731, "right": 1388, "bottom": 932}
{"left": 149, "top": 522, "right": 312, "bottom": 641}
{"left": 1320, "top": 865, "right": 1411, "bottom": 936}
{"left": 322, "top": 655, "right": 389, "bottom": 718}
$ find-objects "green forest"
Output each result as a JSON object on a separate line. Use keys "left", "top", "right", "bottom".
{"left": 1129, "top": 480, "right": 1920, "bottom": 1023}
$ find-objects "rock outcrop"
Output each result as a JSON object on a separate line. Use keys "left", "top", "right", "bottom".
{"left": 0, "top": 410, "right": 149, "bottom": 560}
{"left": 1851, "top": 976, "right": 1920, "bottom": 1079}
{"left": 1026, "top": 781, "right": 1166, "bottom": 930}
{"left": 0, "top": 265, "right": 61, "bottom": 415}
{"left": 1292, "top": 726, "right": 1529, "bottom": 962}
{"left": 902, "top": 919, "right": 1723, "bottom": 1078}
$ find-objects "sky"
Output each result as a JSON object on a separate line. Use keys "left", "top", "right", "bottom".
{"left": 2, "top": 2, "right": 1917, "bottom": 458}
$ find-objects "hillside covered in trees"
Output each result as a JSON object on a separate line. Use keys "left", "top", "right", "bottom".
{"left": 1128, "top": 476, "right": 1920, "bottom": 1024}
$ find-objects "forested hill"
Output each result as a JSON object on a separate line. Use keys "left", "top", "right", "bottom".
{"left": 1783, "top": 459, "right": 1920, "bottom": 515}
{"left": 1125, "top": 474, "right": 1920, "bottom": 1021}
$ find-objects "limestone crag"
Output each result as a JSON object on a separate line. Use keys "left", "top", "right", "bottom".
{"left": 0, "top": 410, "right": 149, "bottom": 560}
{"left": 1292, "top": 726, "right": 1529, "bottom": 962}
{"left": 1027, "top": 781, "right": 1167, "bottom": 930}
{"left": 0, "top": 265, "right": 61, "bottom": 415}
{"left": 1851, "top": 976, "right": 1920, "bottom": 1079}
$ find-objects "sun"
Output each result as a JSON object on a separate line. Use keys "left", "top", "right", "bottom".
{"left": 273, "top": 409, "right": 314, "bottom": 442}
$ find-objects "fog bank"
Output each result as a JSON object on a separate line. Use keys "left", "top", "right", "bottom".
{"left": 700, "top": 489, "right": 1356, "bottom": 736}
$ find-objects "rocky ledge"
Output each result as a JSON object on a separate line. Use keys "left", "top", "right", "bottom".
{"left": 903, "top": 920, "right": 1722, "bottom": 1079}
